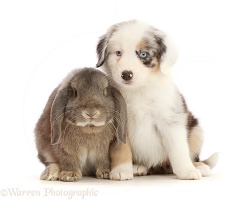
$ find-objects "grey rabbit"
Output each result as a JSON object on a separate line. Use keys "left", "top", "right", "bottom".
{"left": 34, "top": 68, "right": 133, "bottom": 181}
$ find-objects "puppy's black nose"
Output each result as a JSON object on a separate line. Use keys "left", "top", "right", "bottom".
{"left": 121, "top": 70, "right": 133, "bottom": 81}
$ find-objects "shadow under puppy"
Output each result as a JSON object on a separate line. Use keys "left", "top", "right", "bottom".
{"left": 35, "top": 68, "right": 133, "bottom": 181}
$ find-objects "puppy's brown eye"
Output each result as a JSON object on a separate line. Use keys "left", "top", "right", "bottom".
{"left": 115, "top": 50, "right": 122, "bottom": 57}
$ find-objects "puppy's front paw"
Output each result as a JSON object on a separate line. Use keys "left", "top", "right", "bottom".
{"left": 133, "top": 165, "right": 148, "bottom": 176}
{"left": 59, "top": 170, "right": 82, "bottom": 182}
{"left": 40, "top": 163, "right": 60, "bottom": 181}
{"left": 109, "top": 164, "right": 133, "bottom": 181}
{"left": 194, "top": 163, "right": 211, "bottom": 177}
{"left": 110, "top": 170, "right": 133, "bottom": 181}
{"left": 175, "top": 168, "right": 202, "bottom": 180}
{"left": 96, "top": 169, "right": 110, "bottom": 179}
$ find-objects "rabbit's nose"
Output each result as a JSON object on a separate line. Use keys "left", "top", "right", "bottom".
{"left": 83, "top": 110, "right": 100, "bottom": 119}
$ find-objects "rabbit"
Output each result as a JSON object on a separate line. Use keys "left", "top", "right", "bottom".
{"left": 34, "top": 67, "right": 133, "bottom": 182}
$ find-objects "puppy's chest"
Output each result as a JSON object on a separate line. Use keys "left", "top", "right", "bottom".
{"left": 124, "top": 93, "right": 170, "bottom": 166}
{"left": 126, "top": 93, "right": 167, "bottom": 122}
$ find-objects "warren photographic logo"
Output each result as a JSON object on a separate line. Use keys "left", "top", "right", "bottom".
{"left": 0, "top": 187, "right": 99, "bottom": 199}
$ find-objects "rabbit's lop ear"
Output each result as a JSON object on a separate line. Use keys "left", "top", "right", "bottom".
{"left": 111, "top": 87, "right": 127, "bottom": 144}
{"left": 50, "top": 86, "right": 69, "bottom": 145}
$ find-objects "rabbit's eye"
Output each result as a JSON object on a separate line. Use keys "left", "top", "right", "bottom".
{"left": 71, "top": 88, "right": 78, "bottom": 98}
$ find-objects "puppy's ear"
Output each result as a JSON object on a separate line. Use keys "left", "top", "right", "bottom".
{"left": 110, "top": 86, "right": 127, "bottom": 144}
{"left": 155, "top": 32, "right": 178, "bottom": 75}
{"left": 50, "top": 86, "right": 69, "bottom": 145}
{"left": 96, "top": 33, "right": 109, "bottom": 68}
{"left": 96, "top": 25, "right": 118, "bottom": 68}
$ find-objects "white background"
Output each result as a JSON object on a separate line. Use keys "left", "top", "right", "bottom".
{"left": 0, "top": 0, "right": 240, "bottom": 199}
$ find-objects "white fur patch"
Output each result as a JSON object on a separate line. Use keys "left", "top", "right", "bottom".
{"left": 123, "top": 82, "right": 185, "bottom": 168}
{"left": 76, "top": 121, "right": 105, "bottom": 127}
{"left": 195, "top": 164, "right": 211, "bottom": 177}
{"left": 175, "top": 168, "right": 202, "bottom": 180}
{"left": 203, "top": 152, "right": 220, "bottom": 169}
{"left": 133, "top": 165, "right": 148, "bottom": 176}
{"left": 110, "top": 163, "right": 133, "bottom": 181}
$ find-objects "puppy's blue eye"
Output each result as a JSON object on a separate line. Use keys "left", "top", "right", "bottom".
{"left": 140, "top": 51, "right": 147, "bottom": 58}
{"left": 116, "top": 50, "right": 122, "bottom": 57}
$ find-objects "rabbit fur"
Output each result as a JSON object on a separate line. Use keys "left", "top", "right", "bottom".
{"left": 35, "top": 68, "right": 133, "bottom": 181}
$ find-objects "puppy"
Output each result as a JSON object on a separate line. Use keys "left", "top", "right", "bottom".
{"left": 96, "top": 20, "right": 218, "bottom": 180}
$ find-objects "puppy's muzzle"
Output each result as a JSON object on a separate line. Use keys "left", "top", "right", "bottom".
{"left": 121, "top": 70, "right": 133, "bottom": 81}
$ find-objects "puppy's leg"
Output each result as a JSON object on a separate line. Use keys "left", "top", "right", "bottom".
{"left": 133, "top": 165, "right": 148, "bottom": 176}
{"left": 188, "top": 125, "right": 211, "bottom": 177}
{"left": 109, "top": 137, "right": 133, "bottom": 181}
{"left": 162, "top": 126, "right": 202, "bottom": 180}
{"left": 193, "top": 162, "right": 210, "bottom": 177}
{"left": 188, "top": 125, "right": 204, "bottom": 162}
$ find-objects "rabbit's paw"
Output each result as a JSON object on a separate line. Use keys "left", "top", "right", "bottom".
{"left": 96, "top": 169, "right": 110, "bottom": 179}
{"left": 40, "top": 163, "right": 60, "bottom": 181}
{"left": 59, "top": 170, "right": 82, "bottom": 182}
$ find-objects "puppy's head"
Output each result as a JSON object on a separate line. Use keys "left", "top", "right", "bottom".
{"left": 96, "top": 20, "right": 177, "bottom": 89}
